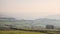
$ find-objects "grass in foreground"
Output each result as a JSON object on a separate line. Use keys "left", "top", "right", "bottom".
{"left": 0, "top": 30, "right": 45, "bottom": 34}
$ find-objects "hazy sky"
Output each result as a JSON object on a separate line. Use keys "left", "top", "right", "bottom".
{"left": 0, "top": 0, "right": 60, "bottom": 20}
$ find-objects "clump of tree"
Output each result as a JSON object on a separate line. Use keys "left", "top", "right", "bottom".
{"left": 46, "top": 25, "right": 54, "bottom": 29}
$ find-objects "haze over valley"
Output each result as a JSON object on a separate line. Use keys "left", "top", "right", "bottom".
{"left": 0, "top": 0, "right": 60, "bottom": 29}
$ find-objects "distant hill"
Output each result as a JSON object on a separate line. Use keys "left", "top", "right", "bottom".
{"left": 46, "top": 14, "right": 60, "bottom": 19}
{"left": 0, "top": 17, "right": 16, "bottom": 22}
{"left": 33, "top": 18, "right": 60, "bottom": 26}
{"left": 15, "top": 18, "right": 60, "bottom": 28}
{"left": 0, "top": 17, "right": 60, "bottom": 28}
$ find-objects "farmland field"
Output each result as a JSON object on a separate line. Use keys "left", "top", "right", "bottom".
{"left": 0, "top": 30, "right": 45, "bottom": 34}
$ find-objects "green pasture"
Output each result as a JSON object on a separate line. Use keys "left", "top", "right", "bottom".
{"left": 0, "top": 30, "right": 45, "bottom": 34}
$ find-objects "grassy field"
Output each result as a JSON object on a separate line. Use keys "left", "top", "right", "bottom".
{"left": 0, "top": 30, "right": 45, "bottom": 34}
